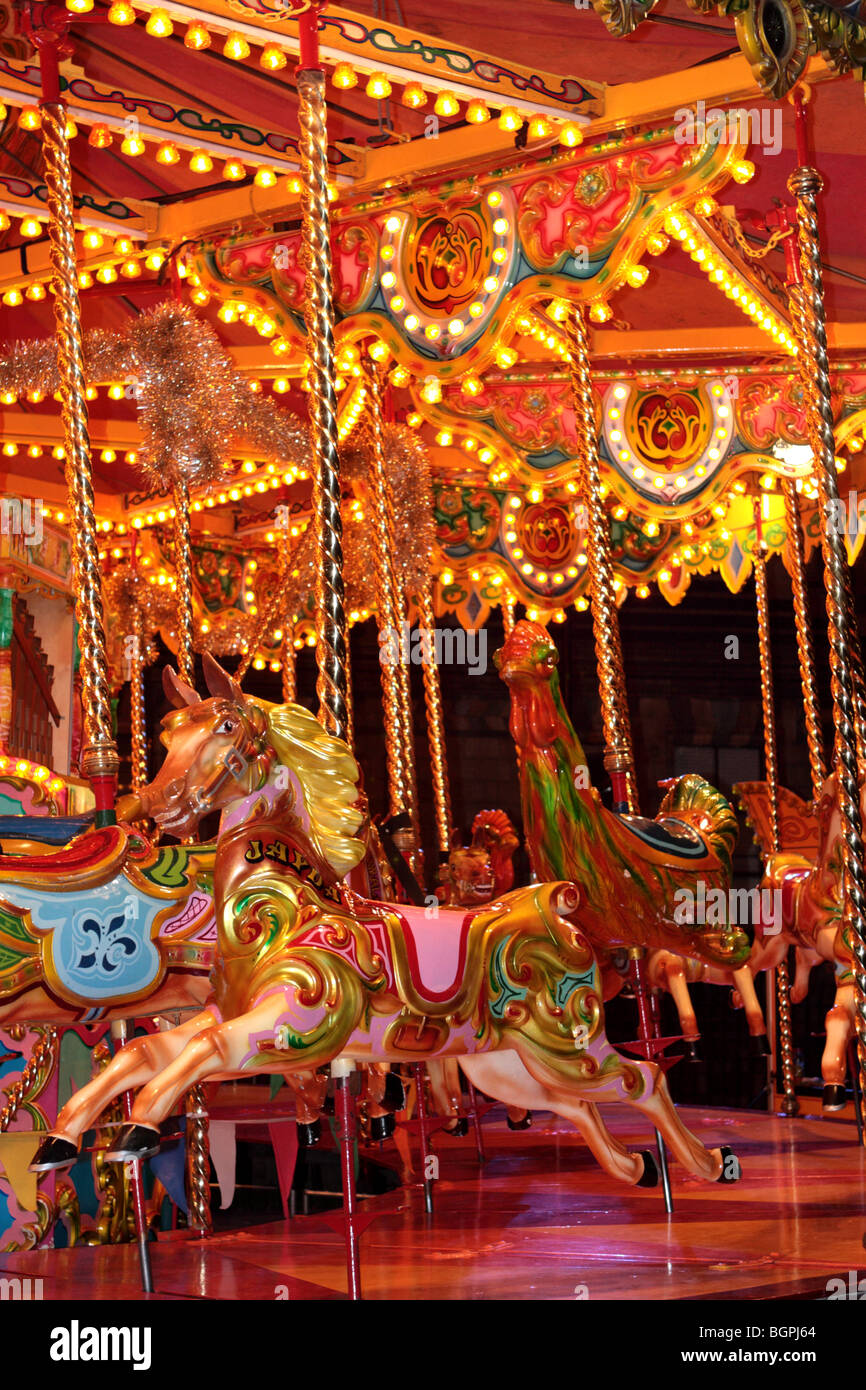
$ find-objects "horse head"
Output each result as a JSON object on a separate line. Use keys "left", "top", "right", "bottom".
{"left": 116, "top": 653, "right": 274, "bottom": 839}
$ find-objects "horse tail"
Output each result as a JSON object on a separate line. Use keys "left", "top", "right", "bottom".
{"left": 657, "top": 773, "right": 738, "bottom": 877}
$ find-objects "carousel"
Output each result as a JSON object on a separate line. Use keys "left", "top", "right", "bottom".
{"left": 0, "top": 0, "right": 863, "bottom": 1307}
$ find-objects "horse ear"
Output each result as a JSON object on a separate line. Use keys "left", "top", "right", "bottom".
{"left": 202, "top": 651, "right": 244, "bottom": 704}
{"left": 163, "top": 665, "right": 200, "bottom": 708}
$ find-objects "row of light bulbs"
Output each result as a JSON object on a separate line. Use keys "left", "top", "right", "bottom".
{"left": 62, "top": 2, "right": 585, "bottom": 148}
{"left": 1, "top": 245, "right": 163, "bottom": 307}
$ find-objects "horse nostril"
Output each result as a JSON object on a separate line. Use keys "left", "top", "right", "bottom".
{"left": 162, "top": 778, "right": 185, "bottom": 801}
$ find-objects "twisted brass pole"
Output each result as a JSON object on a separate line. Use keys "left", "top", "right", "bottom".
{"left": 753, "top": 497, "right": 798, "bottom": 1116}
{"left": 501, "top": 594, "right": 516, "bottom": 640}
{"left": 417, "top": 581, "right": 453, "bottom": 854}
{"left": 0, "top": 1027, "right": 58, "bottom": 1133}
{"left": 298, "top": 66, "right": 347, "bottom": 742}
{"left": 40, "top": 101, "right": 118, "bottom": 818}
{"left": 129, "top": 604, "right": 147, "bottom": 792}
{"left": 783, "top": 481, "right": 826, "bottom": 801}
{"left": 566, "top": 307, "right": 637, "bottom": 813}
{"left": 789, "top": 161, "right": 866, "bottom": 1135}
{"left": 173, "top": 480, "right": 194, "bottom": 688}
{"left": 365, "top": 364, "right": 410, "bottom": 820}
{"left": 278, "top": 520, "right": 297, "bottom": 703}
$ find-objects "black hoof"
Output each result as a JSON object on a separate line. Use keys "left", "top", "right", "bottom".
{"left": 382, "top": 1071, "right": 408, "bottom": 1113}
{"left": 506, "top": 1112, "right": 532, "bottom": 1131}
{"left": 636, "top": 1150, "right": 660, "bottom": 1187}
{"left": 716, "top": 1145, "right": 741, "bottom": 1183}
{"left": 685, "top": 1041, "right": 701, "bottom": 1062}
{"left": 369, "top": 1113, "right": 395, "bottom": 1143}
{"left": 823, "top": 1083, "right": 847, "bottom": 1112}
{"left": 105, "top": 1124, "right": 160, "bottom": 1162}
{"left": 750, "top": 1033, "right": 772, "bottom": 1057}
{"left": 296, "top": 1119, "right": 322, "bottom": 1147}
{"left": 30, "top": 1135, "right": 79, "bottom": 1173}
{"left": 444, "top": 1116, "right": 469, "bottom": 1137}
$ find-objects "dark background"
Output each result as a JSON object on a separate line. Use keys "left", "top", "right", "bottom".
{"left": 119, "top": 543, "right": 862, "bottom": 1111}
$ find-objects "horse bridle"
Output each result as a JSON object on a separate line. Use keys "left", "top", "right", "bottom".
{"left": 185, "top": 699, "right": 276, "bottom": 821}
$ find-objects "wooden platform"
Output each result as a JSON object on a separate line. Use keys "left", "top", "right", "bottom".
{"left": 2, "top": 1105, "right": 863, "bottom": 1300}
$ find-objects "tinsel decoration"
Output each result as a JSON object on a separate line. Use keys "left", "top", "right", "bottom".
{"left": 0, "top": 303, "right": 310, "bottom": 492}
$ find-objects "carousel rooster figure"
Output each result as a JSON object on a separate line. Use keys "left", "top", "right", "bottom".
{"left": 495, "top": 621, "right": 749, "bottom": 974}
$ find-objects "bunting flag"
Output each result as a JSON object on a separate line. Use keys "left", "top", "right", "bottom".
{"left": 0, "top": 1132, "right": 42, "bottom": 1215}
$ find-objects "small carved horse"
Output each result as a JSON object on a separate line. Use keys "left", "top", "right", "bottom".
{"left": 32, "top": 656, "right": 740, "bottom": 1191}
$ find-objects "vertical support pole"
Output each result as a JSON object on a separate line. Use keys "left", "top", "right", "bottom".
{"left": 783, "top": 481, "right": 826, "bottom": 801}
{"left": 787, "top": 100, "right": 866, "bottom": 1138}
{"left": 333, "top": 1058, "right": 361, "bottom": 1301}
{"left": 412, "top": 1064, "right": 434, "bottom": 1215}
{"left": 36, "top": 34, "right": 118, "bottom": 823}
{"left": 565, "top": 307, "right": 637, "bottom": 815}
{"left": 110, "top": 1020, "right": 154, "bottom": 1293}
{"left": 173, "top": 479, "right": 194, "bottom": 687}
{"left": 753, "top": 497, "right": 799, "bottom": 1116}
{"left": 417, "top": 581, "right": 453, "bottom": 854}
{"left": 629, "top": 949, "right": 673, "bottom": 1214}
{"left": 297, "top": 16, "right": 347, "bottom": 744}
{"left": 277, "top": 511, "right": 297, "bottom": 704}
{"left": 466, "top": 1078, "right": 486, "bottom": 1164}
{"left": 129, "top": 602, "right": 147, "bottom": 793}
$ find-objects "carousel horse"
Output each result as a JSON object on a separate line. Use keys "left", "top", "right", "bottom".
{"left": 31, "top": 655, "right": 740, "bottom": 1192}
{"left": 736, "top": 776, "right": 858, "bottom": 1109}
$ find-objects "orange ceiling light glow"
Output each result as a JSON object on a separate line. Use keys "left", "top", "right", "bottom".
{"left": 189, "top": 149, "right": 213, "bottom": 173}
{"left": 156, "top": 141, "right": 180, "bottom": 165}
{"left": 366, "top": 73, "right": 392, "bottom": 100}
{"left": 402, "top": 83, "right": 427, "bottom": 109}
{"left": 18, "top": 106, "right": 41, "bottom": 131}
{"left": 107, "top": 1, "right": 135, "bottom": 23}
{"left": 223, "top": 32, "right": 250, "bottom": 60}
{"left": 223, "top": 158, "right": 247, "bottom": 181}
{"left": 332, "top": 63, "right": 357, "bottom": 89}
{"left": 88, "top": 124, "right": 112, "bottom": 148}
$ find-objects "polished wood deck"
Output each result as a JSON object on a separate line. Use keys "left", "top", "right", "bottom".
{"left": 2, "top": 1105, "right": 863, "bottom": 1300}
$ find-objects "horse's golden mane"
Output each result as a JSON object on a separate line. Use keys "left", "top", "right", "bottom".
{"left": 252, "top": 698, "right": 366, "bottom": 880}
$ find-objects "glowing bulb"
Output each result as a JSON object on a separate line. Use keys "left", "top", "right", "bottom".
{"left": 254, "top": 166, "right": 277, "bottom": 188}
{"left": 223, "top": 32, "right": 250, "bottom": 60}
{"left": 366, "top": 72, "right": 392, "bottom": 100}
{"left": 559, "top": 122, "right": 583, "bottom": 147}
{"left": 121, "top": 133, "right": 145, "bottom": 156}
{"left": 88, "top": 124, "right": 112, "bottom": 149}
{"left": 107, "top": 0, "right": 135, "bottom": 20}
{"left": 732, "top": 160, "right": 755, "bottom": 184}
{"left": 156, "top": 141, "right": 179, "bottom": 165}
{"left": 20, "top": 217, "right": 42, "bottom": 238}
{"left": 626, "top": 264, "right": 649, "bottom": 288}
{"left": 145, "top": 9, "right": 173, "bottom": 37}
{"left": 498, "top": 106, "right": 522, "bottom": 132}
{"left": 589, "top": 302, "right": 612, "bottom": 323}
{"left": 528, "top": 114, "right": 552, "bottom": 139}
{"left": 333, "top": 63, "right": 357, "bottom": 89}
{"left": 18, "top": 106, "right": 41, "bottom": 131}
{"left": 190, "top": 149, "right": 213, "bottom": 173}
{"left": 26, "top": 283, "right": 46, "bottom": 301}
{"left": 434, "top": 91, "right": 459, "bottom": 118}
{"left": 223, "top": 158, "right": 247, "bottom": 181}
{"left": 402, "top": 83, "right": 427, "bottom": 109}
{"left": 260, "top": 44, "right": 286, "bottom": 70}
{"left": 82, "top": 229, "right": 103, "bottom": 250}
{"left": 466, "top": 100, "right": 490, "bottom": 124}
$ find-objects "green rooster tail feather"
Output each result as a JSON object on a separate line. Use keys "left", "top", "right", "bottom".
{"left": 657, "top": 774, "right": 738, "bottom": 878}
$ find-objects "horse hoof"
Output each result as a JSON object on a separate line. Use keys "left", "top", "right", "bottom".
{"left": 369, "top": 1114, "right": 395, "bottom": 1143}
{"left": 30, "top": 1135, "right": 79, "bottom": 1173}
{"left": 445, "top": 1116, "right": 469, "bottom": 1137}
{"left": 296, "top": 1120, "right": 322, "bottom": 1147}
{"left": 750, "top": 1034, "right": 772, "bottom": 1057}
{"left": 715, "top": 1146, "right": 741, "bottom": 1183}
{"left": 506, "top": 1112, "right": 532, "bottom": 1131}
{"left": 636, "top": 1150, "right": 660, "bottom": 1187}
{"left": 685, "top": 1041, "right": 701, "bottom": 1062}
{"left": 822, "top": 1083, "right": 847, "bottom": 1112}
{"left": 382, "top": 1072, "right": 408, "bottom": 1113}
{"left": 105, "top": 1124, "right": 160, "bottom": 1162}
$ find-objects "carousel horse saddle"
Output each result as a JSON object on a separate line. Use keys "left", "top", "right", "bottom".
{"left": 0, "top": 812, "right": 95, "bottom": 845}
{"left": 616, "top": 812, "right": 707, "bottom": 858}
{"left": 347, "top": 893, "right": 480, "bottom": 1007}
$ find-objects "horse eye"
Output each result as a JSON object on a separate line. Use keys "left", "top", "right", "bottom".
{"left": 217, "top": 718, "right": 236, "bottom": 734}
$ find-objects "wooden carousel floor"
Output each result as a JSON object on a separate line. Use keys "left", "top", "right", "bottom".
{"left": 2, "top": 1105, "right": 864, "bottom": 1301}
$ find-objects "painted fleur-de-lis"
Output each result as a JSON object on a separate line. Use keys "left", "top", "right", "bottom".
{"left": 76, "top": 914, "right": 138, "bottom": 975}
